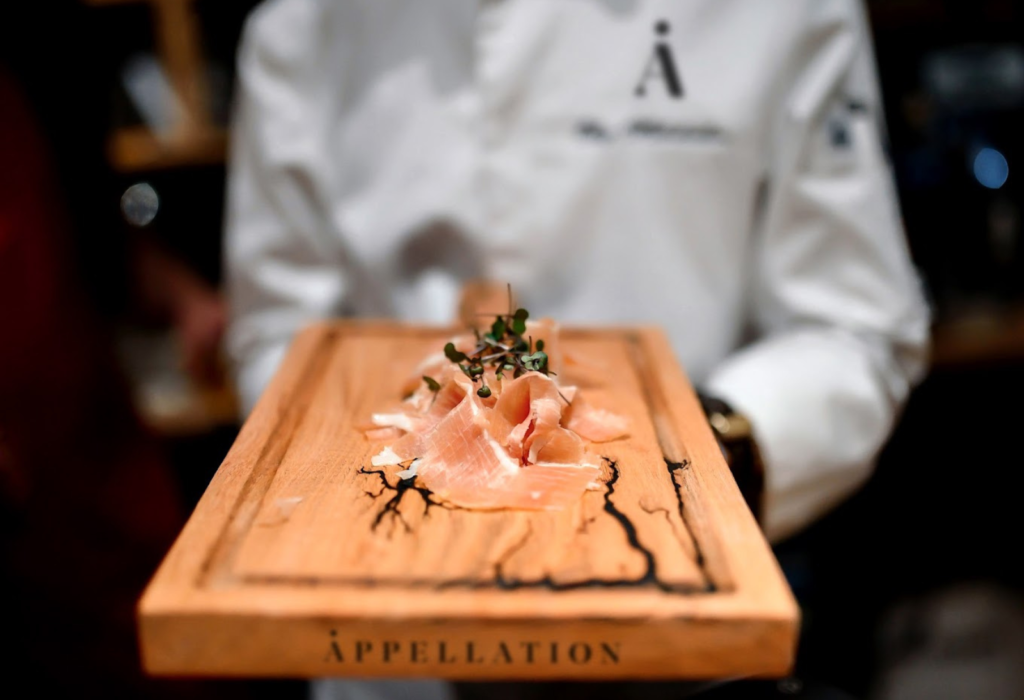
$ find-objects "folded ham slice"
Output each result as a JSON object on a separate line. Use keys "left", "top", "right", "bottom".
{"left": 366, "top": 321, "right": 628, "bottom": 510}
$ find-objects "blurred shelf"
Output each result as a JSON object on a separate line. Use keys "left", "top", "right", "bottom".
{"left": 81, "top": 0, "right": 190, "bottom": 7}
{"left": 85, "top": 0, "right": 225, "bottom": 171}
{"left": 116, "top": 328, "right": 239, "bottom": 438}
{"left": 931, "top": 304, "right": 1024, "bottom": 369}
{"left": 109, "top": 125, "right": 227, "bottom": 172}
{"left": 139, "top": 380, "right": 239, "bottom": 438}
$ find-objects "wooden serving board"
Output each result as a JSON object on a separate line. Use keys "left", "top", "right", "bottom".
{"left": 138, "top": 321, "right": 798, "bottom": 679}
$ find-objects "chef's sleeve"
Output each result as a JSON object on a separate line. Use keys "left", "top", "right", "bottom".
{"left": 704, "top": 0, "right": 931, "bottom": 543}
{"left": 224, "top": 2, "right": 347, "bottom": 417}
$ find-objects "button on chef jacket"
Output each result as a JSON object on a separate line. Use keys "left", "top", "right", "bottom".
{"left": 225, "top": 0, "right": 930, "bottom": 543}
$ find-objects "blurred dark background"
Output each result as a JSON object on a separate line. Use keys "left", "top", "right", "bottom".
{"left": 1, "top": 1, "right": 1022, "bottom": 698}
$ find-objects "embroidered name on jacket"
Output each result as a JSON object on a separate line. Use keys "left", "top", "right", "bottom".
{"left": 575, "top": 119, "right": 723, "bottom": 145}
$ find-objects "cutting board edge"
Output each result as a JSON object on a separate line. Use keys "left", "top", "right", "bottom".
{"left": 139, "top": 608, "right": 798, "bottom": 679}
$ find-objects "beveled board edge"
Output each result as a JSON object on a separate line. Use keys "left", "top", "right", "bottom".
{"left": 139, "top": 611, "right": 795, "bottom": 679}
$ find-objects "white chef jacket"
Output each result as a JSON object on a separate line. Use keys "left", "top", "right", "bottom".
{"left": 225, "top": 0, "right": 930, "bottom": 543}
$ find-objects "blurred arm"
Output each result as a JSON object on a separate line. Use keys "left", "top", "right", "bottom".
{"left": 704, "top": 0, "right": 931, "bottom": 542}
{"left": 133, "top": 234, "right": 226, "bottom": 384}
{"left": 224, "top": 3, "right": 348, "bottom": 416}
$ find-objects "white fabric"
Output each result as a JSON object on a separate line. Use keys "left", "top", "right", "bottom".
{"left": 310, "top": 679, "right": 454, "bottom": 700}
{"left": 225, "top": 0, "right": 930, "bottom": 544}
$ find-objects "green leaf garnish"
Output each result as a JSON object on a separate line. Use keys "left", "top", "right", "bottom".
{"left": 441, "top": 289, "right": 551, "bottom": 384}
{"left": 422, "top": 376, "right": 441, "bottom": 392}
{"left": 477, "top": 385, "right": 492, "bottom": 398}
{"left": 512, "top": 308, "right": 529, "bottom": 335}
{"left": 490, "top": 316, "right": 506, "bottom": 340}
{"left": 445, "top": 342, "right": 468, "bottom": 363}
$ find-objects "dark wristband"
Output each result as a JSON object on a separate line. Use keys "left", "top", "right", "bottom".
{"left": 698, "top": 393, "right": 765, "bottom": 524}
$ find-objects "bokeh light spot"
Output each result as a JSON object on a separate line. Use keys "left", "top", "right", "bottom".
{"left": 973, "top": 148, "right": 1009, "bottom": 190}
{"left": 121, "top": 182, "right": 160, "bottom": 227}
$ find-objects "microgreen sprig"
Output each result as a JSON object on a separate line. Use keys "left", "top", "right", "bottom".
{"left": 444, "top": 287, "right": 552, "bottom": 398}
{"left": 422, "top": 375, "right": 441, "bottom": 407}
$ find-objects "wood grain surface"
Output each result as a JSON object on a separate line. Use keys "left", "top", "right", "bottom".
{"left": 138, "top": 321, "right": 798, "bottom": 679}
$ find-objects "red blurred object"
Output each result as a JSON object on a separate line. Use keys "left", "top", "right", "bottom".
{"left": 0, "top": 68, "right": 218, "bottom": 697}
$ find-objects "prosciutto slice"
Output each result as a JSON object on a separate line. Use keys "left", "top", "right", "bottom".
{"left": 365, "top": 321, "right": 628, "bottom": 510}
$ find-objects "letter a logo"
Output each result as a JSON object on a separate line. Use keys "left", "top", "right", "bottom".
{"left": 634, "top": 20, "right": 683, "bottom": 99}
